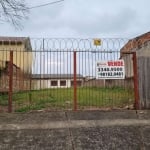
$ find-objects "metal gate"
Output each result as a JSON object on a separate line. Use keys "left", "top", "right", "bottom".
{"left": 0, "top": 38, "right": 136, "bottom": 112}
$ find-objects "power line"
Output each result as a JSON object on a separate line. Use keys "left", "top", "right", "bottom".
{"left": 27, "top": 0, "right": 64, "bottom": 10}
{"left": 0, "top": 0, "right": 64, "bottom": 13}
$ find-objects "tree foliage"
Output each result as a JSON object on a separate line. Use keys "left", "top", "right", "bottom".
{"left": 0, "top": 0, "right": 29, "bottom": 28}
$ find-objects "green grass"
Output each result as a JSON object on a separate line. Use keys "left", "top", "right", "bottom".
{"left": 78, "top": 87, "right": 133, "bottom": 107}
{"left": 0, "top": 94, "right": 8, "bottom": 106}
{"left": 0, "top": 87, "right": 134, "bottom": 112}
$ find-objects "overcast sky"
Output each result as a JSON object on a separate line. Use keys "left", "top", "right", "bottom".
{"left": 0, "top": 0, "right": 150, "bottom": 38}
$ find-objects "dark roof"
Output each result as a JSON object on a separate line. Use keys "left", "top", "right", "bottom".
{"left": 32, "top": 74, "right": 83, "bottom": 79}
{"left": 0, "top": 36, "right": 27, "bottom": 42}
{"left": 121, "top": 31, "right": 150, "bottom": 53}
{"left": 0, "top": 36, "right": 32, "bottom": 51}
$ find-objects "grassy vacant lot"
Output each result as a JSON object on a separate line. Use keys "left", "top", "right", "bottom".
{"left": 0, "top": 87, "right": 134, "bottom": 112}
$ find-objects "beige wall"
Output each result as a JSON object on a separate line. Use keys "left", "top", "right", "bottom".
{"left": 0, "top": 46, "right": 32, "bottom": 73}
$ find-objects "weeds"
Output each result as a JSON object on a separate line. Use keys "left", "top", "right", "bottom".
{"left": 0, "top": 87, "right": 134, "bottom": 112}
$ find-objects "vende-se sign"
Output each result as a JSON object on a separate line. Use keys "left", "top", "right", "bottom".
{"left": 96, "top": 60, "right": 125, "bottom": 79}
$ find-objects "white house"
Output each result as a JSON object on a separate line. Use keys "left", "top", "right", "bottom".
{"left": 31, "top": 74, "right": 83, "bottom": 90}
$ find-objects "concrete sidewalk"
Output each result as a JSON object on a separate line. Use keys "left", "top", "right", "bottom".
{"left": 0, "top": 110, "right": 150, "bottom": 150}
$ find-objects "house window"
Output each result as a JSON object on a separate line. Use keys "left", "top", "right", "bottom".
{"left": 51, "top": 80, "right": 58, "bottom": 86}
{"left": 60, "top": 80, "right": 66, "bottom": 86}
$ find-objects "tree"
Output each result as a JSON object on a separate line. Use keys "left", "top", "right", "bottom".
{"left": 0, "top": 0, "right": 29, "bottom": 29}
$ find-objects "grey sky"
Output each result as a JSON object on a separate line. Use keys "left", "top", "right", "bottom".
{"left": 0, "top": 0, "right": 150, "bottom": 38}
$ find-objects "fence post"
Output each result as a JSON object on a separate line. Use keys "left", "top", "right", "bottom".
{"left": 73, "top": 51, "right": 77, "bottom": 111}
{"left": 8, "top": 51, "right": 13, "bottom": 113}
{"left": 132, "top": 52, "right": 140, "bottom": 109}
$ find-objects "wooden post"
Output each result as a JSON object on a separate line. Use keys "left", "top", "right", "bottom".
{"left": 132, "top": 52, "right": 140, "bottom": 109}
{"left": 8, "top": 51, "right": 13, "bottom": 113}
{"left": 73, "top": 51, "right": 77, "bottom": 111}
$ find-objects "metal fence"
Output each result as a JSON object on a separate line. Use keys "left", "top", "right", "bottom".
{"left": 0, "top": 38, "right": 140, "bottom": 112}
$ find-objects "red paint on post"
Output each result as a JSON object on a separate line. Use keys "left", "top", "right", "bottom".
{"left": 8, "top": 51, "right": 13, "bottom": 113}
{"left": 132, "top": 52, "right": 140, "bottom": 109}
{"left": 73, "top": 51, "right": 77, "bottom": 111}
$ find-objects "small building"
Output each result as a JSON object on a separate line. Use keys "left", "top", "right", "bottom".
{"left": 120, "top": 31, "right": 150, "bottom": 78}
{"left": 0, "top": 36, "right": 32, "bottom": 73}
{"left": 0, "top": 36, "right": 33, "bottom": 93}
{"left": 120, "top": 31, "right": 150, "bottom": 109}
{"left": 31, "top": 74, "right": 84, "bottom": 89}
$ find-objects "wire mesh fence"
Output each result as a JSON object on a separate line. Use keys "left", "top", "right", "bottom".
{"left": 0, "top": 37, "right": 144, "bottom": 112}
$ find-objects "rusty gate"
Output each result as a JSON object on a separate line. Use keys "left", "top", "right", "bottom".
{"left": 0, "top": 38, "right": 139, "bottom": 112}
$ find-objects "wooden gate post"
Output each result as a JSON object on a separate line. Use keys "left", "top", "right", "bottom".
{"left": 8, "top": 51, "right": 13, "bottom": 113}
{"left": 132, "top": 52, "right": 140, "bottom": 109}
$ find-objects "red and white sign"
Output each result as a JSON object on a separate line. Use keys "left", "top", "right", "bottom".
{"left": 96, "top": 60, "right": 125, "bottom": 79}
